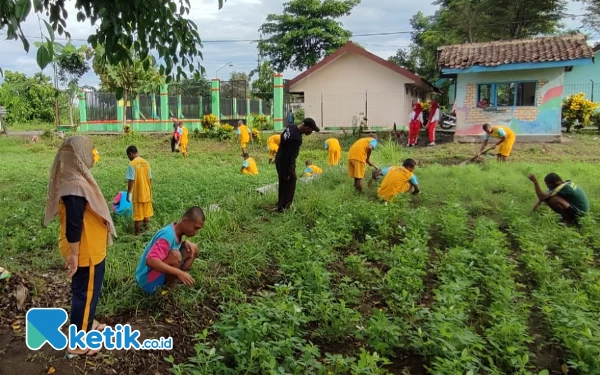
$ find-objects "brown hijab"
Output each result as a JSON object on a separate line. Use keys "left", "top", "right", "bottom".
{"left": 43, "top": 136, "right": 117, "bottom": 244}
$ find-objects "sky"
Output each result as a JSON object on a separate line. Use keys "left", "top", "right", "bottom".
{"left": 0, "top": 0, "right": 593, "bottom": 88}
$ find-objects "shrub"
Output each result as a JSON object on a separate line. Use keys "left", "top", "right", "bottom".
{"left": 562, "top": 93, "right": 599, "bottom": 132}
{"left": 201, "top": 114, "right": 218, "bottom": 130}
{"left": 294, "top": 108, "right": 305, "bottom": 123}
{"left": 591, "top": 111, "right": 600, "bottom": 132}
{"left": 252, "top": 128, "right": 261, "bottom": 143}
{"left": 251, "top": 113, "right": 270, "bottom": 130}
{"left": 206, "top": 124, "right": 234, "bottom": 141}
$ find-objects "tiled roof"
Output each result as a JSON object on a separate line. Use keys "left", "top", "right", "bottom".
{"left": 438, "top": 35, "right": 594, "bottom": 69}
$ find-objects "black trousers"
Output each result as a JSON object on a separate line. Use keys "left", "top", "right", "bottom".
{"left": 71, "top": 258, "right": 105, "bottom": 332}
{"left": 171, "top": 136, "right": 176, "bottom": 152}
{"left": 276, "top": 166, "right": 297, "bottom": 211}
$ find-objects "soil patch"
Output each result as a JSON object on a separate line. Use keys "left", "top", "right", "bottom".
{"left": 0, "top": 271, "right": 201, "bottom": 375}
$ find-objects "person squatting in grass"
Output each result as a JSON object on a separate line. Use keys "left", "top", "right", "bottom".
{"left": 43, "top": 135, "right": 117, "bottom": 358}
{"left": 528, "top": 173, "right": 590, "bottom": 225}
{"left": 237, "top": 120, "right": 252, "bottom": 155}
{"left": 427, "top": 101, "right": 440, "bottom": 146}
{"left": 241, "top": 152, "right": 259, "bottom": 175}
{"left": 372, "top": 159, "right": 420, "bottom": 201}
{"left": 170, "top": 117, "right": 180, "bottom": 152}
{"left": 303, "top": 160, "right": 323, "bottom": 177}
{"left": 348, "top": 134, "right": 379, "bottom": 194}
{"left": 266, "top": 134, "right": 281, "bottom": 164}
{"left": 126, "top": 145, "right": 153, "bottom": 236}
{"left": 324, "top": 137, "right": 342, "bottom": 166}
{"left": 135, "top": 207, "right": 204, "bottom": 294}
{"left": 275, "top": 117, "right": 320, "bottom": 212}
{"left": 407, "top": 102, "right": 423, "bottom": 147}
{"left": 177, "top": 122, "right": 189, "bottom": 158}
{"left": 478, "top": 123, "right": 516, "bottom": 162}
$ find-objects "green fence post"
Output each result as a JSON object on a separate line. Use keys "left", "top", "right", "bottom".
{"left": 273, "top": 74, "right": 284, "bottom": 131}
{"left": 259, "top": 99, "right": 263, "bottom": 115}
{"left": 211, "top": 79, "right": 220, "bottom": 125}
{"left": 199, "top": 96, "right": 204, "bottom": 118}
{"left": 78, "top": 91, "right": 87, "bottom": 132}
{"left": 233, "top": 97, "right": 237, "bottom": 118}
{"left": 246, "top": 98, "right": 251, "bottom": 123}
{"left": 133, "top": 96, "right": 140, "bottom": 131}
{"left": 151, "top": 93, "right": 158, "bottom": 119}
{"left": 160, "top": 84, "right": 169, "bottom": 130}
{"left": 117, "top": 98, "right": 124, "bottom": 132}
{"left": 177, "top": 94, "right": 183, "bottom": 118}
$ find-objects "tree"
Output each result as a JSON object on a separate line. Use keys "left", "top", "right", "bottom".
{"left": 399, "top": 0, "right": 567, "bottom": 81}
{"left": 93, "top": 45, "right": 164, "bottom": 127}
{"left": 249, "top": 61, "right": 275, "bottom": 101}
{"left": 169, "top": 77, "right": 211, "bottom": 97}
{"left": 577, "top": 0, "right": 600, "bottom": 34}
{"left": 55, "top": 43, "right": 93, "bottom": 126}
{"left": 0, "top": 0, "right": 227, "bottom": 82}
{"left": 221, "top": 72, "right": 250, "bottom": 99}
{"left": 258, "top": 0, "right": 360, "bottom": 72}
{"left": 388, "top": 49, "right": 418, "bottom": 73}
{"left": 0, "top": 71, "right": 56, "bottom": 125}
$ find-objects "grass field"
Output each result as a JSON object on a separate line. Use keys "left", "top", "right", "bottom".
{"left": 0, "top": 131, "right": 599, "bottom": 375}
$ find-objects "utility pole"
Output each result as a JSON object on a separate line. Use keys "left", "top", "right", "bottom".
{"left": 54, "top": 63, "right": 59, "bottom": 129}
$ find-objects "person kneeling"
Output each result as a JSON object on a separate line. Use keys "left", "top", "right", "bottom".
{"left": 303, "top": 160, "right": 323, "bottom": 177}
{"left": 528, "top": 173, "right": 589, "bottom": 225}
{"left": 376, "top": 158, "right": 420, "bottom": 202}
{"left": 241, "top": 153, "right": 258, "bottom": 175}
{"left": 135, "top": 207, "right": 205, "bottom": 294}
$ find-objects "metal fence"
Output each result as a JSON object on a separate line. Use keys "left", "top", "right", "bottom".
{"left": 138, "top": 95, "right": 159, "bottom": 119}
{"left": 250, "top": 100, "right": 260, "bottom": 114}
{"left": 563, "top": 83, "right": 600, "bottom": 102}
{"left": 202, "top": 95, "right": 212, "bottom": 116}
{"left": 86, "top": 92, "right": 117, "bottom": 121}
{"left": 181, "top": 96, "right": 199, "bottom": 119}
{"left": 168, "top": 96, "right": 178, "bottom": 118}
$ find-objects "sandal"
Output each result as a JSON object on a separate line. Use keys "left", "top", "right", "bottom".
{"left": 65, "top": 349, "right": 90, "bottom": 359}
{"left": 92, "top": 320, "right": 107, "bottom": 331}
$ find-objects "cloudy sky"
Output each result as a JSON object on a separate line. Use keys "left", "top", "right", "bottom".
{"left": 0, "top": 0, "right": 592, "bottom": 87}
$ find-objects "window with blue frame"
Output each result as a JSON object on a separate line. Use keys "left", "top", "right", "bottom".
{"left": 477, "top": 82, "right": 537, "bottom": 108}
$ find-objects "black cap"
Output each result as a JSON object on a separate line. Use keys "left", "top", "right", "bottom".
{"left": 302, "top": 117, "right": 320, "bottom": 132}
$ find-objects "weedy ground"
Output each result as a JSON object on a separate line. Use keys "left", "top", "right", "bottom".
{"left": 0, "top": 131, "right": 599, "bottom": 375}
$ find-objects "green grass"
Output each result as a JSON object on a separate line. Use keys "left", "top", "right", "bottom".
{"left": 1, "top": 132, "right": 600, "bottom": 374}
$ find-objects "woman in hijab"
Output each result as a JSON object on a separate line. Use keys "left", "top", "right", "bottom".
{"left": 43, "top": 136, "right": 117, "bottom": 357}
{"left": 407, "top": 102, "right": 423, "bottom": 147}
{"left": 427, "top": 101, "right": 440, "bottom": 146}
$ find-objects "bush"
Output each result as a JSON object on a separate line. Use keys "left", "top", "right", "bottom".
{"left": 251, "top": 113, "right": 270, "bottom": 130}
{"left": 591, "top": 111, "right": 600, "bottom": 132}
{"left": 206, "top": 124, "right": 234, "bottom": 141}
{"left": 201, "top": 114, "right": 218, "bottom": 130}
{"left": 562, "top": 93, "right": 599, "bottom": 132}
{"left": 294, "top": 108, "right": 305, "bottom": 123}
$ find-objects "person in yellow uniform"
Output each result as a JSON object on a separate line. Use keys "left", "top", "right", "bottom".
{"left": 266, "top": 134, "right": 281, "bottom": 164}
{"left": 303, "top": 160, "right": 323, "bottom": 177}
{"left": 478, "top": 123, "right": 516, "bottom": 162}
{"left": 241, "top": 152, "right": 259, "bottom": 175}
{"left": 178, "top": 122, "right": 189, "bottom": 158}
{"left": 43, "top": 136, "right": 117, "bottom": 358}
{"left": 324, "top": 137, "right": 342, "bottom": 166}
{"left": 126, "top": 145, "right": 153, "bottom": 235}
{"left": 92, "top": 147, "right": 100, "bottom": 164}
{"left": 376, "top": 159, "right": 420, "bottom": 202}
{"left": 348, "top": 134, "right": 379, "bottom": 193}
{"left": 237, "top": 120, "right": 252, "bottom": 155}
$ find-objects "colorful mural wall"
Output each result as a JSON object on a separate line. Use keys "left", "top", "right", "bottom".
{"left": 452, "top": 68, "right": 564, "bottom": 137}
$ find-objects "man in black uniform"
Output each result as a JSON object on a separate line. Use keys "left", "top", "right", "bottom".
{"left": 275, "top": 118, "right": 320, "bottom": 212}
